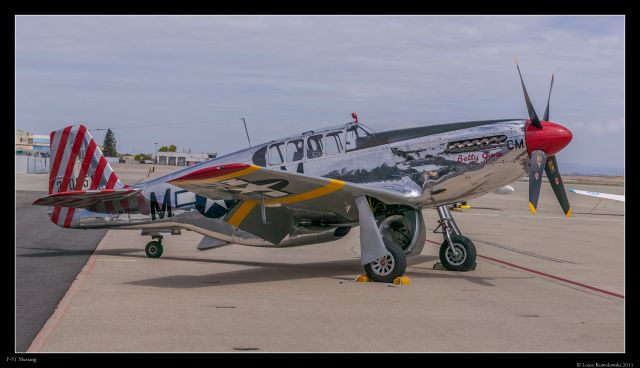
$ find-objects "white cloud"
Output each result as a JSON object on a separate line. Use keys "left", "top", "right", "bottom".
{"left": 570, "top": 118, "right": 624, "bottom": 135}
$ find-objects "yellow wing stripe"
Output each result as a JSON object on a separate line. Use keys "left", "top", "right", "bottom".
{"left": 213, "top": 165, "right": 261, "bottom": 182}
{"left": 265, "top": 179, "right": 345, "bottom": 205}
{"left": 226, "top": 179, "right": 346, "bottom": 227}
{"left": 227, "top": 201, "right": 259, "bottom": 227}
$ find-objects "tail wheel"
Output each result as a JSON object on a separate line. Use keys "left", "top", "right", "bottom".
{"left": 145, "top": 241, "right": 163, "bottom": 258}
{"left": 364, "top": 241, "right": 407, "bottom": 283}
{"left": 439, "top": 235, "right": 476, "bottom": 271}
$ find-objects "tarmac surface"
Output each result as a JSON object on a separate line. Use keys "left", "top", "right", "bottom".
{"left": 16, "top": 164, "right": 624, "bottom": 352}
{"left": 15, "top": 191, "right": 106, "bottom": 352}
{"left": 14, "top": 164, "right": 170, "bottom": 352}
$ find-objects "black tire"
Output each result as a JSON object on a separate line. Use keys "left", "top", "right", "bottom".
{"left": 439, "top": 235, "right": 476, "bottom": 271}
{"left": 364, "top": 241, "right": 407, "bottom": 283}
{"left": 145, "top": 241, "right": 163, "bottom": 258}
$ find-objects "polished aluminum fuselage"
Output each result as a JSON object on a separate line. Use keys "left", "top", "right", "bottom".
{"left": 73, "top": 119, "right": 529, "bottom": 246}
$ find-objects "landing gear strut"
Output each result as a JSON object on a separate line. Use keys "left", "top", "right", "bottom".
{"left": 354, "top": 196, "right": 408, "bottom": 283}
{"left": 435, "top": 205, "right": 476, "bottom": 271}
{"left": 145, "top": 235, "right": 164, "bottom": 258}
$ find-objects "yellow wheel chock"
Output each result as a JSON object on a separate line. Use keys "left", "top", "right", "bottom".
{"left": 393, "top": 276, "right": 411, "bottom": 285}
{"left": 355, "top": 274, "right": 370, "bottom": 282}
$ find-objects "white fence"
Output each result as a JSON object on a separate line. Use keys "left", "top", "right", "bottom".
{"left": 16, "top": 156, "right": 50, "bottom": 174}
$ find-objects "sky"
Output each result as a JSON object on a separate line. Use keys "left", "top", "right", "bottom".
{"left": 15, "top": 15, "right": 624, "bottom": 170}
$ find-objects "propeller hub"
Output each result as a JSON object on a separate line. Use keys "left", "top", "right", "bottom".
{"left": 525, "top": 120, "right": 573, "bottom": 156}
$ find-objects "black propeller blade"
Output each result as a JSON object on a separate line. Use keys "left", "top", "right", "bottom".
{"left": 543, "top": 74, "right": 554, "bottom": 122}
{"left": 544, "top": 155, "right": 571, "bottom": 218}
{"left": 528, "top": 150, "right": 547, "bottom": 214}
{"left": 515, "top": 58, "right": 542, "bottom": 129}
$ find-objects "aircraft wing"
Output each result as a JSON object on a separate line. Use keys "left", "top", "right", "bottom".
{"left": 168, "top": 163, "right": 421, "bottom": 244}
{"left": 569, "top": 188, "right": 624, "bottom": 202}
{"left": 33, "top": 188, "right": 142, "bottom": 210}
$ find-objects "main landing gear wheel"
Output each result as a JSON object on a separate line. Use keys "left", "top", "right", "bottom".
{"left": 145, "top": 241, "right": 163, "bottom": 258}
{"left": 364, "top": 242, "right": 407, "bottom": 283}
{"left": 439, "top": 235, "right": 476, "bottom": 271}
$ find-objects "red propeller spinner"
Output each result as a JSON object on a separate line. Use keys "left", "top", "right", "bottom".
{"left": 524, "top": 120, "right": 573, "bottom": 156}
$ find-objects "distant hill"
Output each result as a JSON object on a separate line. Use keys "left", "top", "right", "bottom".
{"left": 559, "top": 162, "right": 624, "bottom": 176}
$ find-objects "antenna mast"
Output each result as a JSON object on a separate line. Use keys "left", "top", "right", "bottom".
{"left": 241, "top": 117, "right": 252, "bottom": 148}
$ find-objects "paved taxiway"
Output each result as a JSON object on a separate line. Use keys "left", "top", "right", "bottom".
{"left": 15, "top": 190, "right": 106, "bottom": 352}
{"left": 14, "top": 165, "right": 174, "bottom": 352}
{"left": 17, "top": 165, "right": 624, "bottom": 352}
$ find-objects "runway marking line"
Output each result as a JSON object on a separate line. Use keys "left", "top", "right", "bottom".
{"left": 27, "top": 234, "right": 108, "bottom": 352}
{"left": 425, "top": 239, "right": 624, "bottom": 299}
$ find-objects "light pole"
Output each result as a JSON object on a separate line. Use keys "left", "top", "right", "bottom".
{"left": 154, "top": 142, "right": 158, "bottom": 164}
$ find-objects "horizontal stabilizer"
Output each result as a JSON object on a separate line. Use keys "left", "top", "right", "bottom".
{"left": 33, "top": 188, "right": 141, "bottom": 211}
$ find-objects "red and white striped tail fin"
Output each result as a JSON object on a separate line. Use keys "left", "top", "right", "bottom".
{"left": 48, "top": 124, "right": 123, "bottom": 227}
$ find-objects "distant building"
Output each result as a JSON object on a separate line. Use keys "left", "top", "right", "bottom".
{"left": 119, "top": 154, "right": 136, "bottom": 164}
{"left": 16, "top": 129, "right": 50, "bottom": 157}
{"left": 16, "top": 129, "right": 33, "bottom": 151}
{"left": 32, "top": 134, "right": 50, "bottom": 152}
{"left": 156, "top": 152, "right": 216, "bottom": 166}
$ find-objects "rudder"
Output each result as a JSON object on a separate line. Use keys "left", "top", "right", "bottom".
{"left": 48, "top": 125, "right": 123, "bottom": 227}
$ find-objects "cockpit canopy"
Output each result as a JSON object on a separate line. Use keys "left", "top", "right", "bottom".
{"left": 251, "top": 122, "right": 373, "bottom": 167}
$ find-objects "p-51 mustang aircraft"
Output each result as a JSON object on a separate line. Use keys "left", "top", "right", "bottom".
{"left": 34, "top": 63, "right": 573, "bottom": 283}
